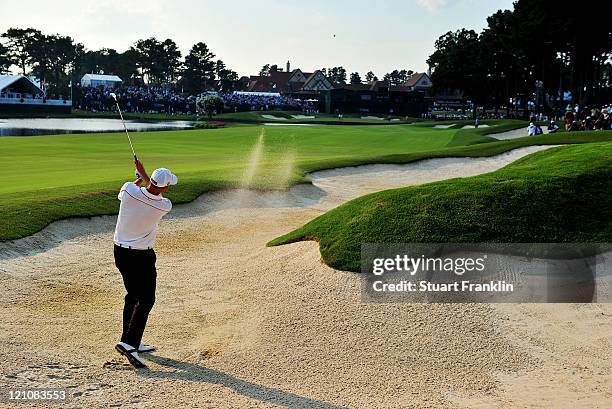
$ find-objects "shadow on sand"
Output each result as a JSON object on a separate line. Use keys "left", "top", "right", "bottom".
{"left": 140, "top": 354, "right": 348, "bottom": 409}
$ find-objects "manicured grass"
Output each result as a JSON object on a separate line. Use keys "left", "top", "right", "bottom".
{"left": 2, "top": 120, "right": 610, "bottom": 240}
{"left": 0, "top": 124, "right": 456, "bottom": 239}
{"left": 269, "top": 139, "right": 612, "bottom": 272}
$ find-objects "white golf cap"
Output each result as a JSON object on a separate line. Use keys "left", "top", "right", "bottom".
{"left": 150, "top": 168, "right": 178, "bottom": 187}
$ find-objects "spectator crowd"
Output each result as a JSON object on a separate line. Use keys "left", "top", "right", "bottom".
{"left": 218, "top": 92, "right": 304, "bottom": 112}
{"left": 75, "top": 85, "right": 319, "bottom": 115}
{"left": 562, "top": 103, "right": 611, "bottom": 132}
{"left": 75, "top": 85, "right": 197, "bottom": 115}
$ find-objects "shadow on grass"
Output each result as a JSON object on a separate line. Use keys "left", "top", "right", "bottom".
{"left": 140, "top": 354, "right": 348, "bottom": 409}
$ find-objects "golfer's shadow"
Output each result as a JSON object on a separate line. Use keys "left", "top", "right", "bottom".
{"left": 140, "top": 354, "right": 348, "bottom": 409}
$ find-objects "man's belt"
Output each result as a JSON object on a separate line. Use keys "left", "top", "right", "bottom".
{"left": 114, "top": 242, "right": 152, "bottom": 251}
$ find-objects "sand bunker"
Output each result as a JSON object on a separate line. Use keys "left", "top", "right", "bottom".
{"left": 260, "top": 114, "right": 287, "bottom": 120}
{"left": 263, "top": 123, "right": 324, "bottom": 126}
{"left": 462, "top": 124, "right": 490, "bottom": 128}
{"left": 290, "top": 114, "right": 315, "bottom": 119}
{"left": 361, "top": 116, "right": 384, "bottom": 120}
{"left": 433, "top": 124, "right": 455, "bottom": 128}
{"left": 491, "top": 125, "right": 550, "bottom": 140}
{"left": 1, "top": 145, "right": 610, "bottom": 408}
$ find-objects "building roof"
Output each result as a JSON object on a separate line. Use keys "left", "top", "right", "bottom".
{"left": 247, "top": 69, "right": 320, "bottom": 93}
{"left": 0, "top": 75, "right": 43, "bottom": 93}
{"left": 81, "top": 73, "right": 123, "bottom": 82}
{"left": 404, "top": 72, "right": 431, "bottom": 88}
{"left": 245, "top": 69, "right": 427, "bottom": 95}
{"left": 334, "top": 80, "right": 420, "bottom": 93}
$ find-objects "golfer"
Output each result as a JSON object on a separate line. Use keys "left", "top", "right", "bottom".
{"left": 113, "top": 159, "right": 177, "bottom": 368}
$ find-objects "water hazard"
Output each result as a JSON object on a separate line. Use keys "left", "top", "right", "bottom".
{"left": 0, "top": 118, "right": 194, "bottom": 136}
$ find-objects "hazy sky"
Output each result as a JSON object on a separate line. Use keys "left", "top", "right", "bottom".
{"left": 1, "top": 0, "right": 514, "bottom": 77}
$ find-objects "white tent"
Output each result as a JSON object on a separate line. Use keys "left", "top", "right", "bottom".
{"left": 81, "top": 73, "right": 122, "bottom": 88}
{"left": 0, "top": 75, "right": 44, "bottom": 98}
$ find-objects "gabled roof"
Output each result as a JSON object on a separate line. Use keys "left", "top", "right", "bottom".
{"left": 302, "top": 70, "right": 334, "bottom": 91}
{"left": 81, "top": 73, "right": 123, "bottom": 82}
{"left": 0, "top": 75, "right": 43, "bottom": 93}
{"left": 404, "top": 72, "right": 431, "bottom": 88}
{"left": 302, "top": 72, "right": 318, "bottom": 84}
{"left": 247, "top": 69, "right": 330, "bottom": 93}
{"left": 334, "top": 80, "right": 422, "bottom": 93}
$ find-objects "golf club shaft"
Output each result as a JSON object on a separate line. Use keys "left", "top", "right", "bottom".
{"left": 114, "top": 100, "right": 137, "bottom": 160}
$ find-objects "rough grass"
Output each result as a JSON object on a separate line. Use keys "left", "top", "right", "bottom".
{"left": 269, "top": 140, "right": 612, "bottom": 272}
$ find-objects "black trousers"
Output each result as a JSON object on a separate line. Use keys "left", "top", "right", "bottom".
{"left": 114, "top": 244, "right": 157, "bottom": 348}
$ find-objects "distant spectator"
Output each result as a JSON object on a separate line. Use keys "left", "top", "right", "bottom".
{"left": 548, "top": 120, "right": 560, "bottom": 133}
{"left": 528, "top": 122, "right": 537, "bottom": 136}
{"left": 564, "top": 110, "right": 574, "bottom": 131}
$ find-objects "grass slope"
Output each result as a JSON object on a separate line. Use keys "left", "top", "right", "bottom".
{"left": 269, "top": 140, "right": 612, "bottom": 272}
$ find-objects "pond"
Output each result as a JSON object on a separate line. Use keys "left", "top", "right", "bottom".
{"left": 0, "top": 118, "right": 195, "bottom": 136}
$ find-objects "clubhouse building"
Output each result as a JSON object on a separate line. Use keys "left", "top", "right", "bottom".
{"left": 243, "top": 63, "right": 433, "bottom": 116}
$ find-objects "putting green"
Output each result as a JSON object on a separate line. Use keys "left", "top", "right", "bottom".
{"left": 1, "top": 122, "right": 611, "bottom": 240}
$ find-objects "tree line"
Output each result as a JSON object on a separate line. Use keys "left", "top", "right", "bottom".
{"left": 0, "top": 27, "right": 419, "bottom": 99}
{"left": 0, "top": 28, "right": 239, "bottom": 98}
{"left": 427, "top": 0, "right": 611, "bottom": 114}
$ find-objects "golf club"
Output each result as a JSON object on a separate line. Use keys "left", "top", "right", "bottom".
{"left": 110, "top": 92, "right": 137, "bottom": 161}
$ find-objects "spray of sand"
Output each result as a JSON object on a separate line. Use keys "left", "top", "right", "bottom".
{"left": 241, "top": 128, "right": 265, "bottom": 188}
{"left": 229, "top": 128, "right": 297, "bottom": 208}
{"left": 277, "top": 150, "right": 296, "bottom": 189}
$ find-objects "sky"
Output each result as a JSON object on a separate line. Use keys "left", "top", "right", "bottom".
{"left": 1, "top": 0, "right": 514, "bottom": 77}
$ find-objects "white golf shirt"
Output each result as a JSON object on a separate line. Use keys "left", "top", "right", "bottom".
{"left": 113, "top": 182, "right": 172, "bottom": 249}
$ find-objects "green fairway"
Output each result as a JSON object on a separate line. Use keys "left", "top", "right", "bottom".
{"left": 1, "top": 121, "right": 611, "bottom": 240}
{"left": 0, "top": 123, "right": 455, "bottom": 239}
{"left": 269, "top": 140, "right": 612, "bottom": 272}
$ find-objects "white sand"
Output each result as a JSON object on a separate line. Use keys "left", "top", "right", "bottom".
{"left": 491, "top": 125, "right": 550, "bottom": 140}
{"left": 290, "top": 115, "right": 315, "bottom": 119}
{"left": 433, "top": 124, "right": 455, "bottom": 128}
{"left": 1, "top": 145, "right": 610, "bottom": 408}
{"left": 260, "top": 114, "right": 287, "bottom": 120}
{"left": 462, "top": 124, "right": 490, "bottom": 128}
{"left": 360, "top": 116, "right": 384, "bottom": 120}
{"left": 263, "top": 123, "right": 324, "bottom": 126}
